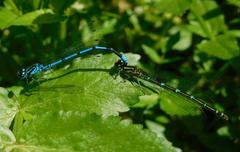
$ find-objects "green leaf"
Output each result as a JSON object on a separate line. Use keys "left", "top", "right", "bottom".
{"left": 33, "top": 13, "right": 67, "bottom": 24}
{"left": 227, "top": 0, "right": 240, "bottom": 7}
{"left": 225, "top": 30, "right": 240, "bottom": 38}
{"left": 197, "top": 34, "right": 240, "bottom": 60}
{"left": 0, "top": 126, "right": 16, "bottom": 150}
{"left": 217, "top": 126, "right": 231, "bottom": 137}
{"left": 173, "top": 28, "right": 192, "bottom": 51}
{"left": 129, "top": 14, "right": 141, "bottom": 31}
{"left": 3, "top": 0, "right": 21, "bottom": 15}
{"left": 0, "top": 7, "right": 18, "bottom": 29}
{"left": 0, "top": 8, "right": 56, "bottom": 29}
{"left": 19, "top": 54, "right": 143, "bottom": 117}
{"left": 142, "top": 44, "right": 162, "bottom": 64}
{"left": 2, "top": 112, "right": 179, "bottom": 152}
{"left": 10, "top": 9, "right": 54, "bottom": 26}
{"left": 133, "top": 94, "right": 159, "bottom": 108}
{"left": 146, "top": 120, "right": 166, "bottom": 138}
{"left": 0, "top": 87, "right": 19, "bottom": 127}
{"left": 154, "top": 0, "right": 192, "bottom": 16}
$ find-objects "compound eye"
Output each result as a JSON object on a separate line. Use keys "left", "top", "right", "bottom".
{"left": 18, "top": 68, "right": 26, "bottom": 79}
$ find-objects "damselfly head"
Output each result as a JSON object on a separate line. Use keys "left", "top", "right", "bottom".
{"left": 115, "top": 60, "right": 126, "bottom": 69}
{"left": 18, "top": 68, "right": 27, "bottom": 79}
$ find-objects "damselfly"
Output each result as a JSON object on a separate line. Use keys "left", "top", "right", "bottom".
{"left": 18, "top": 46, "right": 128, "bottom": 81}
{"left": 114, "top": 60, "right": 229, "bottom": 120}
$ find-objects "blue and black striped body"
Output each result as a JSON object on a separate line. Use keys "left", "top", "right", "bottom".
{"left": 18, "top": 46, "right": 128, "bottom": 80}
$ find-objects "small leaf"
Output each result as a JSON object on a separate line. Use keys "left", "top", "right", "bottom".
{"left": 146, "top": 120, "right": 165, "bottom": 138}
{"left": 173, "top": 28, "right": 192, "bottom": 51}
{"left": 0, "top": 8, "right": 56, "bottom": 29}
{"left": 133, "top": 94, "right": 159, "bottom": 108}
{"left": 217, "top": 126, "right": 231, "bottom": 137}
{"left": 130, "top": 14, "right": 141, "bottom": 31}
{"left": 142, "top": 44, "right": 162, "bottom": 64}
{"left": 197, "top": 34, "right": 240, "bottom": 60}
{"left": 154, "top": 0, "right": 192, "bottom": 16}
{"left": 127, "top": 53, "right": 141, "bottom": 65}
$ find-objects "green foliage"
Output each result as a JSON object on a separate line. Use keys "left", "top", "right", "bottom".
{"left": 188, "top": 0, "right": 240, "bottom": 59}
{"left": 0, "top": 0, "right": 239, "bottom": 151}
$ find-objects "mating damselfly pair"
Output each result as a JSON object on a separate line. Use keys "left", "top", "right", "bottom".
{"left": 18, "top": 46, "right": 228, "bottom": 120}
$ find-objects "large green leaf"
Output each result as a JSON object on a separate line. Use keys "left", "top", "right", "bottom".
{"left": 2, "top": 112, "right": 179, "bottom": 152}
{"left": 19, "top": 54, "right": 143, "bottom": 117}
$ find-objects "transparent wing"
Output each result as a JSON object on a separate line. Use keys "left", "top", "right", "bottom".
{"left": 134, "top": 77, "right": 202, "bottom": 117}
